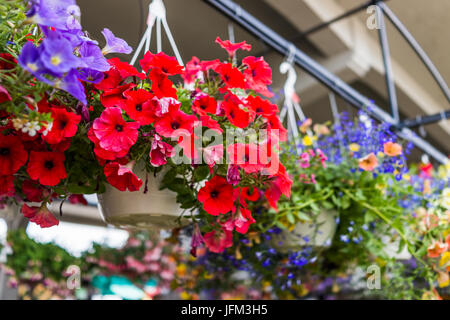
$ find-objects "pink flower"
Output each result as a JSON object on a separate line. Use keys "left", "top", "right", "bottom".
{"left": 215, "top": 37, "right": 251, "bottom": 57}
{"left": 154, "top": 106, "right": 197, "bottom": 138}
{"left": 225, "top": 206, "right": 255, "bottom": 234}
{"left": 203, "top": 227, "right": 233, "bottom": 253}
{"left": 203, "top": 144, "right": 224, "bottom": 168}
{"left": 93, "top": 107, "right": 139, "bottom": 153}
{"left": 316, "top": 148, "right": 328, "bottom": 168}
{"left": 149, "top": 134, "right": 175, "bottom": 167}
{"left": 226, "top": 164, "right": 241, "bottom": 186}
{"left": 190, "top": 223, "right": 204, "bottom": 257}
{"left": 299, "top": 152, "right": 310, "bottom": 168}
{"left": 125, "top": 256, "right": 147, "bottom": 273}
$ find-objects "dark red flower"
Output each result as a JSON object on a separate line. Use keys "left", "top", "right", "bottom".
{"left": 215, "top": 37, "right": 251, "bottom": 57}
{"left": 198, "top": 175, "right": 235, "bottom": 216}
{"left": 104, "top": 161, "right": 143, "bottom": 192}
{"left": 203, "top": 226, "right": 233, "bottom": 253}
{"left": 0, "top": 53, "right": 17, "bottom": 71}
{"left": 22, "top": 179, "right": 44, "bottom": 202}
{"left": 246, "top": 95, "right": 278, "bottom": 119}
{"left": 221, "top": 94, "right": 250, "bottom": 128}
{"left": 0, "top": 85, "right": 11, "bottom": 104}
{"left": 27, "top": 151, "right": 67, "bottom": 186}
{"left": 43, "top": 107, "right": 81, "bottom": 145}
{"left": 241, "top": 186, "right": 260, "bottom": 203}
{"left": 215, "top": 63, "right": 245, "bottom": 89}
{"left": 92, "top": 107, "right": 140, "bottom": 153}
{"left": 0, "top": 175, "right": 14, "bottom": 196}
{"left": 242, "top": 56, "right": 273, "bottom": 97}
{"left": 140, "top": 51, "right": 184, "bottom": 75}
{"left": 122, "top": 89, "right": 156, "bottom": 125}
{"left": 68, "top": 194, "right": 88, "bottom": 205}
{"left": 148, "top": 68, "right": 177, "bottom": 99}
{"left": 0, "top": 134, "right": 28, "bottom": 175}
{"left": 192, "top": 93, "right": 217, "bottom": 116}
{"left": 21, "top": 203, "right": 59, "bottom": 228}
{"left": 154, "top": 106, "right": 197, "bottom": 138}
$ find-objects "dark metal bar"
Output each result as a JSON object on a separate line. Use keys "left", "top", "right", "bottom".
{"left": 376, "top": 5, "right": 399, "bottom": 122}
{"left": 203, "top": 0, "right": 448, "bottom": 163}
{"left": 379, "top": 2, "right": 450, "bottom": 103}
{"left": 296, "top": 0, "right": 383, "bottom": 39}
{"left": 399, "top": 110, "right": 450, "bottom": 128}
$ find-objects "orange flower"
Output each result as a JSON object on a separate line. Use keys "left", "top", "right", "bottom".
{"left": 358, "top": 153, "right": 378, "bottom": 171}
{"left": 427, "top": 241, "right": 447, "bottom": 258}
{"left": 383, "top": 141, "right": 402, "bottom": 156}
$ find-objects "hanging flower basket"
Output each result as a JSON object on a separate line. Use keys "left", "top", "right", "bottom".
{"left": 273, "top": 210, "right": 338, "bottom": 249}
{"left": 97, "top": 166, "right": 185, "bottom": 229}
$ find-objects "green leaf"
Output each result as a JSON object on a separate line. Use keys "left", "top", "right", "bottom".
{"left": 193, "top": 165, "right": 209, "bottom": 182}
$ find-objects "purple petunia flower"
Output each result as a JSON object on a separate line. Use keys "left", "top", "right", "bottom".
{"left": 78, "top": 68, "right": 104, "bottom": 84}
{"left": 101, "top": 28, "right": 132, "bottom": 55}
{"left": 55, "top": 69, "right": 86, "bottom": 104}
{"left": 79, "top": 41, "right": 110, "bottom": 72}
{"left": 26, "top": 0, "right": 78, "bottom": 30}
{"left": 40, "top": 36, "right": 82, "bottom": 74}
{"left": 18, "top": 42, "right": 53, "bottom": 84}
{"left": 227, "top": 164, "right": 241, "bottom": 186}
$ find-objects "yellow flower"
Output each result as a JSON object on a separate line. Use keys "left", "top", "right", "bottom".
{"left": 403, "top": 174, "right": 410, "bottom": 181}
{"left": 437, "top": 271, "right": 449, "bottom": 288}
{"left": 377, "top": 151, "right": 385, "bottom": 158}
{"left": 302, "top": 135, "right": 313, "bottom": 146}
{"left": 439, "top": 252, "right": 450, "bottom": 268}
{"left": 349, "top": 143, "right": 360, "bottom": 152}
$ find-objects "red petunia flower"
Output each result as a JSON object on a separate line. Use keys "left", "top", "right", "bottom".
{"left": 241, "top": 186, "right": 260, "bottom": 203}
{"left": 122, "top": 89, "right": 156, "bottom": 125}
{"left": 104, "top": 161, "right": 143, "bottom": 192}
{"left": 215, "top": 63, "right": 245, "bottom": 89}
{"left": 198, "top": 175, "right": 235, "bottom": 216}
{"left": 108, "top": 57, "right": 145, "bottom": 80}
{"left": 242, "top": 56, "right": 273, "bottom": 97}
{"left": 265, "top": 164, "right": 292, "bottom": 210}
{"left": 92, "top": 107, "right": 140, "bottom": 153}
{"left": 224, "top": 206, "right": 255, "bottom": 234}
{"left": 21, "top": 203, "right": 59, "bottom": 228}
{"left": 88, "top": 127, "right": 128, "bottom": 161}
{"left": 215, "top": 37, "right": 251, "bottom": 57}
{"left": 149, "top": 134, "right": 175, "bottom": 167}
{"left": 227, "top": 143, "right": 268, "bottom": 174}
{"left": 154, "top": 106, "right": 197, "bottom": 138}
{"left": 221, "top": 94, "right": 250, "bottom": 128}
{"left": 148, "top": 68, "right": 178, "bottom": 99}
{"left": 266, "top": 114, "right": 287, "bottom": 142}
{"left": 43, "top": 107, "right": 81, "bottom": 145}
{"left": 192, "top": 93, "right": 217, "bottom": 116}
{"left": 140, "top": 51, "right": 184, "bottom": 75}
{"left": 0, "top": 85, "right": 11, "bottom": 104}
{"left": 200, "top": 115, "right": 222, "bottom": 134}
{"left": 0, "top": 134, "right": 28, "bottom": 175}
{"left": 0, "top": 175, "right": 14, "bottom": 196}
{"left": 27, "top": 151, "right": 67, "bottom": 186}
{"left": 183, "top": 56, "right": 201, "bottom": 84}
{"left": 203, "top": 226, "right": 233, "bottom": 253}
{"left": 246, "top": 95, "right": 278, "bottom": 119}
{"left": 100, "top": 82, "right": 135, "bottom": 108}
{"left": 94, "top": 67, "right": 122, "bottom": 91}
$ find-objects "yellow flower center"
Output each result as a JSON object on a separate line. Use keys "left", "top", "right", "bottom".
{"left": 27, "top": 63, "right": 38, "bottom": 71}
{"left": 50, "top": 55, "right": 62, "bottom": 66}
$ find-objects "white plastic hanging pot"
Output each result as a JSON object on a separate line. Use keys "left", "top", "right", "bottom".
{"left": 272, "top": 209, "right": 338, "bottom": 250}
{"left": 97, "top": 166, "right": 187, "bottom": 229}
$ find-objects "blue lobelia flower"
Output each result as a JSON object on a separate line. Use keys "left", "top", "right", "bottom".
{"left": 101, "top": 28, "right": 132, "bottom": 55}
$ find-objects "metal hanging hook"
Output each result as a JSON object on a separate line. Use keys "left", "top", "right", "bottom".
{"left": 130, "top": 0, "right": 183, "bottom": 67}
